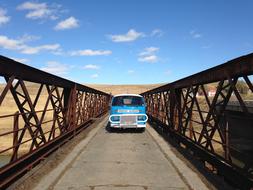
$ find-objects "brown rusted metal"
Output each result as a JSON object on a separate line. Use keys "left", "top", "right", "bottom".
{"left": 0, "top": 55, "right": 111, "bottom": 188}
{"left": 0, "top": 56, "right": 108, "bottom": 95}
{"left": 141, "top": 53, "right": 253, "bottom": 189}
{"left": 11, "top": 112, "right": 19, "bottom": 162}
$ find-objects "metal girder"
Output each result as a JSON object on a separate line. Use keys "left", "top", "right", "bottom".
{"left": 0, "top": 55, "right": 108, "bottom": 96}
{"left": 148, "top": 114, "right": 253, "bottom": 190}
{"left": 142, "top": 53, "right": 253, "bottom": 189}
{"left": 0, "top": 56, "right": 111, "bottom": 188}
{"left": 142, "top": 53, "right": 253, "bottom": 94}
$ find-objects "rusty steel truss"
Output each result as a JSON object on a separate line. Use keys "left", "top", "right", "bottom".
{"left": 141, "top": 53, "right": 253, "bottom": 189}
{"left": 0, "top": 56, "right": 111, "bottom": 188}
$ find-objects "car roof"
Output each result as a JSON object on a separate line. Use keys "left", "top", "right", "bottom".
{"left": 113, "top": 94, "right": 143, "bottom": 98}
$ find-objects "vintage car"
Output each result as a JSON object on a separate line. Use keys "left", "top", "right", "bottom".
{"left": 108, "top": 94, "right": 148, "bottom": 131}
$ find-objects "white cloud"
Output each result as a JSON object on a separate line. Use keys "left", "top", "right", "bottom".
{"left": 0, "top": 35, "right": 22, "bottom": 50}
{"left": 0, "top": 8, "right": 10, "bottom": 26}
{"left": 151, "top": 29, "right": 163, "bottom": 37}
{"left": 18, "top": 34, "right": 41, "bottom": 43}
{"left": 109, "top": 29, "right": 144, "bottom": 42}
{"left": 41, "top": 61, "right": 68, "bottom": 75}
{"left": 138, "top": 55, "right": 158, "bottom": 63}
{"left": 17, "top": 2, "right": 62, "bottom": 20}
{"left": 190, "top": 30, "right": 202, "bottom": 39}
{"left": 17, "top": 2, "right": 47, "bottom": 10}
{"left": 54, "top": 16, "right": 79, "bottom": 30}
{"left": 21, "top": 44, "right": 60, "bottom": 54}
{"left": 138, "top": 46, "right": 159, "bottom": 63}
{"left": 127, "top": 70, "right": 135, "bottom": 74}
{"left": 70, "top": 49, "right": 112, "bottom": 56}
{"left": 11, "top": 57, "right": 30, "bottom": 64}
{"left": 0, "top": 35, "right": 61, "bottom": 54}
{"left": 139, "top": 47, "right": 159, "bottom": 56}
{"left": 91, "top": 74, "right": 99, "bottom": 78}
{"left": 83, "top": 64, "right": 100, "bottom": 70}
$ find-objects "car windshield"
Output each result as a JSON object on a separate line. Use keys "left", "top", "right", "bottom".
{"left": 112, "top": 96, "right": 145, "bottom": 106}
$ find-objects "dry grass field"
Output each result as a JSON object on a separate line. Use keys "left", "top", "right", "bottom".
{"left": 0, "top": 83, "right": 57, "bottom": 156}
{"left": 0, "top": 83, "right": 163, "bottom": 157}
{"left": 85, "top": 83, "right": 164, "bottom": 95}
{"left": 0, "top": 82, "right": 251, "bottom": 165}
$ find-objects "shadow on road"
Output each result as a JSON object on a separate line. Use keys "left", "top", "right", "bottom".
{"left": 148, "top": 120, "right": 235, "bottom": 190}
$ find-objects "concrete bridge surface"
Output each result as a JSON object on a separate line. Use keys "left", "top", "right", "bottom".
{"left": 12, "top": 115, "right": 210, "bottom": 190}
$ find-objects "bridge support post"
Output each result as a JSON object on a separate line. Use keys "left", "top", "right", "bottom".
{"left": 64, "top": 85, "right": 77, "bottom": 133}
{"left": 176, "top": 89, "right": 182, "bottom": 134}
{"left": 63, "top": 88, "right": 71, "bottom": 109}
{"left": 11, "top": 112, "right": 19, "bottom": 162}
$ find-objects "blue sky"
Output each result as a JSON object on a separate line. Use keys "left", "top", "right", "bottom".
{"left": 0, "top": 0, "right": 252, "bottom": 84}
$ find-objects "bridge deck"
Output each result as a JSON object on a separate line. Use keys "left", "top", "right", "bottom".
{"left": 31, "top": 116, "right": 209, "bottom": 190}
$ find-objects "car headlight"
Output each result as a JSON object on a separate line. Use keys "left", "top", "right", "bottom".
{"left": 137, "top": 115, "right": 147, "bottom": 121}
{"left": 111, "top": 116, "right": 120, "bottom": 121}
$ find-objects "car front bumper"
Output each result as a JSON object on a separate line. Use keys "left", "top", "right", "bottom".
{"left": 109, "top": 114, "right": 148, "bottom": 128}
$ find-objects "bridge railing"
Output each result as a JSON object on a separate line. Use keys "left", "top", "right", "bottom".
{"left": 141, "top": 53, "right": 253, "bottom": 189}
{"left": 0, "top": 55, "right": 111, "bottom": 188}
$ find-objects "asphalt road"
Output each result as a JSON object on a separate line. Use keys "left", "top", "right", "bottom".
{"left": 33, "top": 116, "right": 209, "bottom": 190}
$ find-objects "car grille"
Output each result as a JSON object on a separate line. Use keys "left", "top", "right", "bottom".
{"left": 120, "top": 115, "right": 137, "bottom": 125}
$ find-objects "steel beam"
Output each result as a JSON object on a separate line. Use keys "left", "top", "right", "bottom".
{"left": 0, "top": 55, "right": 108, "bottom": 95}
{"left": 142, "top": 53, "right": 253, "bottom": 189}
{"left": 142, "top": 53, "right": 253, "bottom": 94}
{"left": 0, "top": 55, "right": 111, "bottom": 188}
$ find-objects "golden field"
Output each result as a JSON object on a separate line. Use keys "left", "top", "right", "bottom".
{"left": 0, "top": 83, "right": 162, "bottom": 156}
{"left": 0, "top": 82, "right": 251, "bottom": 161}
{"left": 85, "top": 83, "right": 164, "bottom": 95}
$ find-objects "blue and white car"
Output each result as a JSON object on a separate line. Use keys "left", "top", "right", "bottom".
{"left": 109, "top": 94, "right": 148, "bottom": 131}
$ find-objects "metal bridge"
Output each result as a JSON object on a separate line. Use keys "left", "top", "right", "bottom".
{"left": 0, "top": 54, "right": 252, "bottom": 189}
